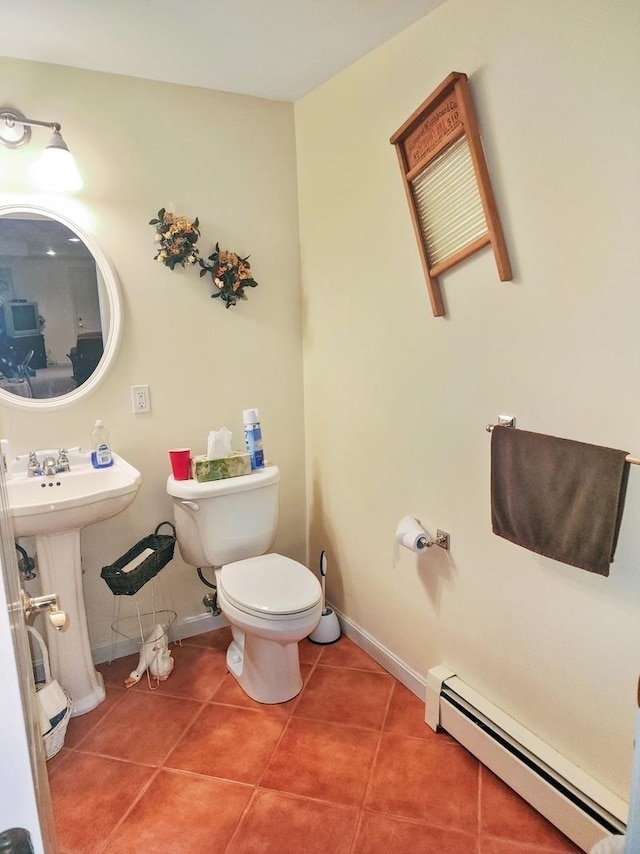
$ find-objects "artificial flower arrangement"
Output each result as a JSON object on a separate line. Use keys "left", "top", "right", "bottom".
{"left": 149, "top": 208, "right": 200, "bottom": 270}
{"left": 198, "top": 244, "right": 258, "bottom": 308}
{"left": 149, "top": 209, "right": 258, "bottom": 308}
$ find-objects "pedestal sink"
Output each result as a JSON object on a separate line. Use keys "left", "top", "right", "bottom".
{"left": 8, "top": 449, "right": 142, "bottom": 715}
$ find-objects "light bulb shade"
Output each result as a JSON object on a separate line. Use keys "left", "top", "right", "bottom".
{"left": 44, "top": 128, "right": 69, "bottom": 152}
{"left": 30, "top": 131, "right": 83, "bottom": 192}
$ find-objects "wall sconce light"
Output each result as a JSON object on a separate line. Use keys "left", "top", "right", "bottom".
{"left": 0, "top": 106, "right": 83, "bottom": 192}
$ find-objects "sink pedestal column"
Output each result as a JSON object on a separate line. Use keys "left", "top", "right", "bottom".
{"left": 35, "top": 530, "right": 105, "bottom": 716}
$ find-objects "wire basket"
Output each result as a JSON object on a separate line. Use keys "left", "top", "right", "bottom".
{"left": 101, "top": 522, "right": 176, "bottom": 596}
{"left": 27, "top": 626, "right": 73, "bottom": 760}
{"left": 109, "top": 609, "right": 177, "bottom": 645}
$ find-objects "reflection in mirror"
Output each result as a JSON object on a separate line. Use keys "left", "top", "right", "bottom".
{"left": 0, "top": 206, "right": 120, "bottom": 409}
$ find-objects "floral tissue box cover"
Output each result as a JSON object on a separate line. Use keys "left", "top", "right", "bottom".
{"left": 191, "top": 453, "right": 251, "bottom": 483}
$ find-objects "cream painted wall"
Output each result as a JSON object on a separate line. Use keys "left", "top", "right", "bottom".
{"left": 296, "top": 0, "right": 640, "bottom": 800}
{"left": 0, "top": 59, "right": 306, "bottom": 653}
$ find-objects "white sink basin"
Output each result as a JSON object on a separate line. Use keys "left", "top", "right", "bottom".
{"left": 8, "top": 448, "right": 142, "bottom": 537}
{"left": 8, "top": 447, "right": 142, "bottom": 716}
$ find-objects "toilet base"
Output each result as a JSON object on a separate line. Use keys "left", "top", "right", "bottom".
{"left": 226, "top": 627, "right": 303, "bottom": 704}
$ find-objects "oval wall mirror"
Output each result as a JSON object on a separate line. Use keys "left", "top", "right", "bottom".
{"left": 0, "top": 204, "right": 122, "bottom": 410}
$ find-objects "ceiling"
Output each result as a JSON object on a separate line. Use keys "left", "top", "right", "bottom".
{"left": 0, "top": 217, "right": 92, "bottom": 262}
{"left": 1, "top": 0, "right": 445, "bottom": 102}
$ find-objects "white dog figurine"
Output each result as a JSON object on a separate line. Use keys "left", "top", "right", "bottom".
{"left": 124, "top": 624, "right": 172, "bottom": 688}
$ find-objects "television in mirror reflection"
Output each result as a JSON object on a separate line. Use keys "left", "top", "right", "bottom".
{"left": 0, "top": 214, "right": 107, "bottom": 400}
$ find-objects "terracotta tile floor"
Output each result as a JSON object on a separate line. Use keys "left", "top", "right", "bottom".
{"left": 47, "top": 630, "right": 582, "bottom": 853}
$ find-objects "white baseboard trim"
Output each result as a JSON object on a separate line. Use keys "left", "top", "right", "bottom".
{"left": 91, "top": 611, "right": 228, "bottom": 665}
{"left": 332, "top": 607, "right": 426, "bottom": 701}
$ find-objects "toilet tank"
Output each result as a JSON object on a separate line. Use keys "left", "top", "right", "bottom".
{"left": 167, "top": 465, "right": 280, "bottom": 567}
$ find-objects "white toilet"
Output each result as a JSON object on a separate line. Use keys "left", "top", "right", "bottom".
{"left": 167, "top": 465, "right": 322, "bottom": 703}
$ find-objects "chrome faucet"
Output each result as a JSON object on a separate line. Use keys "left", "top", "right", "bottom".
{"left": 42, "top": 455, "right": 58, "bottom": 477}
{"left": 27, "top": 452, "right": 42, "bottom": 478}
{"left": 26, "top": 450, "right": 73, "bottom": 477}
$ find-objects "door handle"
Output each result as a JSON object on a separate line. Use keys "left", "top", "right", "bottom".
{"left": 21, "top": 590, "right": 68, "bottom": 631}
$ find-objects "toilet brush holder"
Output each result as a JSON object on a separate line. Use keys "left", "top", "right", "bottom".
{"left": 309, "top": 607, "right": 341, "bottom": 645}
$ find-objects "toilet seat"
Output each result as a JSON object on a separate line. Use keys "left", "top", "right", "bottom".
{"left": 220, "top": 554, "right": 321, "bottom": 618}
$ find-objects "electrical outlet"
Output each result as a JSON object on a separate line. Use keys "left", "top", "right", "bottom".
{"left": 131, "top": 384, "right": 151, "bottom": 413}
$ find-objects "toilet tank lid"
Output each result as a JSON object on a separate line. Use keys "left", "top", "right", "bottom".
{"left": 220, "top": 554, "right": 322, "bottom": 615}
{"left": 167, "top": 464, "right": 279, "bottom": 499}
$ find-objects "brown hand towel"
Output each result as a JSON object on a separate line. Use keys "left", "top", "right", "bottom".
{"left": 491, "top": 426, "right": 630, "bottom": 576}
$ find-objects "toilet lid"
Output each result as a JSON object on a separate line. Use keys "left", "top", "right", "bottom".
{"left": 220, "top": 554, "right": 322, "bottom": 616}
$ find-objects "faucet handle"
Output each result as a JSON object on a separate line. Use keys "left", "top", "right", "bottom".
{"left": 27, "top": 452, "right": 42, "bottom": 477}
{"left": 57, "top": 449, "right": 70, "bottom": 472}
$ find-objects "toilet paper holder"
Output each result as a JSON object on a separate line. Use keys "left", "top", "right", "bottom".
{"left": 418, "top": 529, "right": 450, "bottom": 550}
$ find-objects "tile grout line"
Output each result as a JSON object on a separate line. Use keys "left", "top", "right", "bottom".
{"left": 222, "top": 642, "right": 327, "bottom": 851}
{"left": 251, "top": 645, "right": 324, "bottom": 792}
{"left": 346, "top": 677, "right": 398, "bottom": 854}
{"left": 158, "top": 699, "right": 209, "bottom": 766}
{"left": 93, "top": 765, "right": 164, "bottom": 854}
{"left": 222, "top": 783, "right": 263, "bottom": 853}
{"left": 63, "top": 687, "right": 127, "bottom": 753}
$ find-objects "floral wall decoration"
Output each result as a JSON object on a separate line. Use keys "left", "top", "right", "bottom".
{"left": 150, "top": 209, "right": 201, "bottom": 269}
{"left": 149, "top": 208, "right": 259, "bottom": 308}
{"left": 198, "top": 244, "right": 258, "bottom": 308}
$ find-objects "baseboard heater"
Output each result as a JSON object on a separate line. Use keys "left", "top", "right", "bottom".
{"left": 425, "top": 666, "right": 627, "bottom": 853}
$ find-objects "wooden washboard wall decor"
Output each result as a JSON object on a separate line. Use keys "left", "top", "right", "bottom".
{"left": 390, "top": 72, "right": 512, "bottom": 317}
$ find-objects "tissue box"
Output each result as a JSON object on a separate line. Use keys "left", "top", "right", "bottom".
{"left": 191, "top": 453, "right": 251, "bottom": 483}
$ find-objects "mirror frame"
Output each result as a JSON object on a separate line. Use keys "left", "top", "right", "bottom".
{"left": 0, "top": 203, "right": 122, "bottom": 411}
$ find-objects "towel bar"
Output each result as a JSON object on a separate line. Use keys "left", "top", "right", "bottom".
{"left": 485, "top": 424, "right": 640, "bottom": 465}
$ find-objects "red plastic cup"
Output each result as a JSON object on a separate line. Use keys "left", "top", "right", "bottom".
{"left": 169, "top": 448, "right": 191, "bottom": 480}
